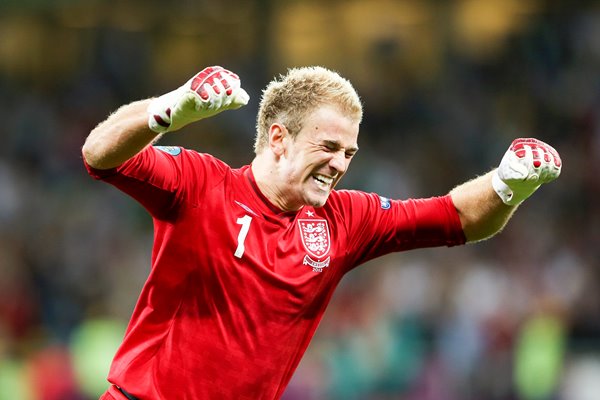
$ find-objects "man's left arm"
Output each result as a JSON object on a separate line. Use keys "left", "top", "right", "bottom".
{"left": 450, "top": 138, "right": 562, "bottom": 242}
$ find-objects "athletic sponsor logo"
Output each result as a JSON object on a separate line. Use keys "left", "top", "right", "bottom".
{"left": 234, "top": 200, "right": 258, "bottom": 217}
{"left": 154, "top": 146, "right": 182, "bottom": 156}
{"left": 298, "top": 219, "right": 331, "bottom": 272}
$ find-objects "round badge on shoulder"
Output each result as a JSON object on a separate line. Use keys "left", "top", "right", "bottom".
{"left": 155, "top": 146, "right": 182, "bottom": 156}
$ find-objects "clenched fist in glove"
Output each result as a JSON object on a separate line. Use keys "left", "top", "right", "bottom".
{"left": 492, "top": 138, "right": 562, "bottom": 206}
{"left": 148, "top": 66, "right": 250, "bottom": 134}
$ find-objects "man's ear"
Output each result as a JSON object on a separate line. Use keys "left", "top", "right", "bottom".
{"left": 268, "top": 123, "right": 288, "bottom": 157}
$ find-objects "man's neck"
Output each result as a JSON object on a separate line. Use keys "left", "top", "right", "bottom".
{"left": 250, "top": 154, "right": 300, "bottom": 213}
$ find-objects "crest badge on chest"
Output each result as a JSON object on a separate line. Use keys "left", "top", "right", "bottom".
{"left": 297, "top": 219, "right": 331, "bottom": 272}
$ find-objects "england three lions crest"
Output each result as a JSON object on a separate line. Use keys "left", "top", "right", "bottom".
{"left": 298, "top": 219, "right": 331, "bottom": 272}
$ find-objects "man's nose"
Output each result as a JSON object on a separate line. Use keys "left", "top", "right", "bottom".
{"left": 329, "top": 151, "right": 346, "bottom": 173}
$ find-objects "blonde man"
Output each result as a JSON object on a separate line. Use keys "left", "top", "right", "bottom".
{"left": 83, "top": 66, "right": 561, "bottom": 400}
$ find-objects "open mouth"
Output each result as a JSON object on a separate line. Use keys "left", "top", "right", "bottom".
{"left": 312, "top": 174, "right": 334, "bottom": 190}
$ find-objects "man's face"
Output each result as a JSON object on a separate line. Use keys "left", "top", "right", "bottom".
{"left": 278, "top": 106, "right": 359, "bottom": 210}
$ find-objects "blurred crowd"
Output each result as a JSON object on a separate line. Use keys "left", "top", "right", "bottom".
{"left": 1, "top": 0, "right": 599, "bottom": 399}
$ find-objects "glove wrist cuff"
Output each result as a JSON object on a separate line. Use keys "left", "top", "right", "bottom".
{"left": 147, "top": 85, "right": 191, "bottom": 134}
{"left": 148, "top": 114, "right": 170, "bottom": 134}
{"left": 492, "top": 170, "right": 520, "bottom": 206}
{"left": 147, "top": 95, "right": 172, "bottom": 133}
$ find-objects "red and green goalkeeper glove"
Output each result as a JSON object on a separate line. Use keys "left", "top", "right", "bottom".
{"left": 147, "top": 66, "right": 249, "bottom": 134}
{"left": 492, "top": 138, "right": 562, "bottom": 206}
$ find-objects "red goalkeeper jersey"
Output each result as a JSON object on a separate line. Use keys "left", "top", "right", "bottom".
{"left": 85, "top": 146, "right": 465, "bottom": 400}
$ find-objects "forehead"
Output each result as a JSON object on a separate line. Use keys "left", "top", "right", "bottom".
{"left": 300, "top": 106, "right": 359, "bottom": 145}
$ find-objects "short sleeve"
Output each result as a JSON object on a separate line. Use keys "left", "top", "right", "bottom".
{"left": 83, "top": 146, "right": 229, "bottom": 220}
{"left": 330, "top": 190, "right": 466, "bottom": 267}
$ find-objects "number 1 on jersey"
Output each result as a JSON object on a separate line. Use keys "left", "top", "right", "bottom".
{"left": 234, "top": 215, "right": 253, "bottom": 258}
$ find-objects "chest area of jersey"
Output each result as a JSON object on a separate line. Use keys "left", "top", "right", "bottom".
{"left": 191, "top": 199, "right": 341, "bottom": 275}
{"left": 236, "top": 208, "right": 338, "bottom": 273}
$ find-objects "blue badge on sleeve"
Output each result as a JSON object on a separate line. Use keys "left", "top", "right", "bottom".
{"left": 155, "top": 146, "right": 182, "bottom": 156}
{"left": 379, "top": 196, "right": 391, "bottom": 210}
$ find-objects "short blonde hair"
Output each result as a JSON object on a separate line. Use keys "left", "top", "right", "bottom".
{"left": 254, "top": 66, "right": 363, "bottom": 154}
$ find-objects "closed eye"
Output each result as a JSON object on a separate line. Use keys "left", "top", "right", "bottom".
{"left": 321, "top": 140, "right": 358, "bottom": 158}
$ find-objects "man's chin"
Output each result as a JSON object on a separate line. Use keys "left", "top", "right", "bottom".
{"left": 305, "top": 193, "right": 330, "bottom": 208}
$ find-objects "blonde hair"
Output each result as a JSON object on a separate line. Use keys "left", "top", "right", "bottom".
{"left": 254, "top": 66, "right": 363, "bottom": 154}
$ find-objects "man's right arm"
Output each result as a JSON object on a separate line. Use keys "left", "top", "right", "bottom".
{"left": 82, "top": 99, "right": 158, "bottom": 170}
{"left": 82, "top": 66, "right": 249, "bottom": 170}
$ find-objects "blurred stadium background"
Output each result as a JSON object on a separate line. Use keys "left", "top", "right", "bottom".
{"left": 0, "top": 0, "right": 599, "bottom": 399}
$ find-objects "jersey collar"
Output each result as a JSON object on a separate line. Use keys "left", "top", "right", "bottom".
{"left": 242, "top": 165, "right": 303, "bottom": 221}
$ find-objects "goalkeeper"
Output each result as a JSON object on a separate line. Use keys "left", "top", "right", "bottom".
{"left": 82, "top": 66, "right": 561, "bottom": 400}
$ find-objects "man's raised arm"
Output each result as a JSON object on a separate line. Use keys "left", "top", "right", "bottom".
{"left": 82, "top": 66, "right": 249, "bottom": 170}
{"left": 450, "top": 138, "right": 562, "bottom": 242}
